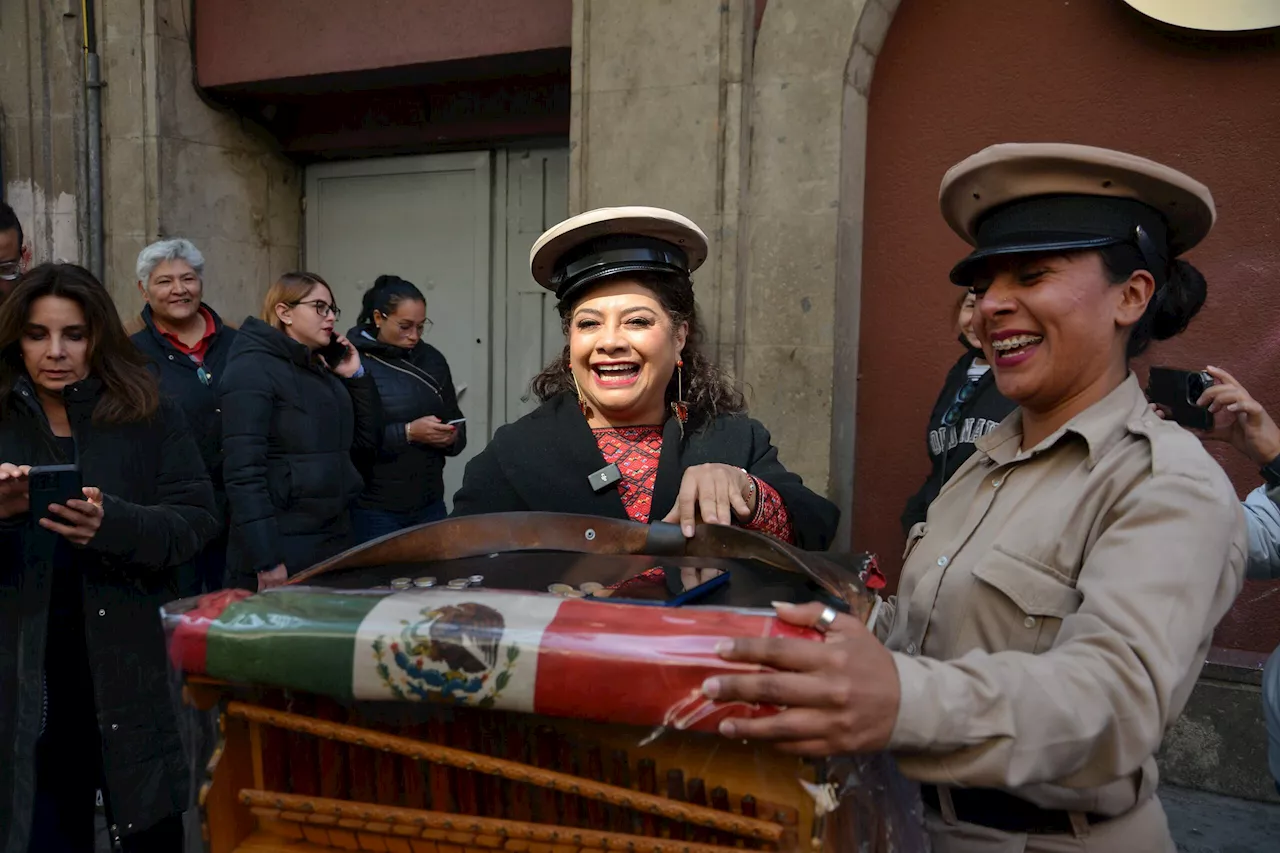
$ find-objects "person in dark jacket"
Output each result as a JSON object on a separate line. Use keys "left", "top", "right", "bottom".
{"left": 0, "top": 201, "right": 26, "bottom": 302}
{"left": 452, "top": 207, "right": 838, "bottom": 570}
{"left": 0, "top": 264, "right": 219, "bottom": 853}
{"left": 348, "top": 275, "right": 465, "bottom": 541}
{"left": 899, "top": 287, "right": 1015, "bottom": 535}
{"left": 220, "top": 271, "right": 381, "bottom": 591}
{"left": 130, "top": 238, "right": 236, "bottom": 592}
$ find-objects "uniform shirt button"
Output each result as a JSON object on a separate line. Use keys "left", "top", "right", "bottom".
{"left": 167, "top": 354, "right": 175, "bottom": 360}
{"left": 98, "top": 609, "right": 106, "bottom": 616}
{"left": 1024, "top": 616, "right": 1037, "bottom": 628}
{"left": 906, "top": 642, "right": 918, "bottom": 656}
{"left": 937, "top": 556, "right": 949, "bottom": 567}
{"left": 111, "top": 723, "right": 119, "bottom": 731}
{"left": 992, "top": 477, "right": 1003, "bottom": 489}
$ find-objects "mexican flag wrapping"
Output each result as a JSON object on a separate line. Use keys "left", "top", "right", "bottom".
{"left": 168, "top": 587, "right": 821, "bottom": 733}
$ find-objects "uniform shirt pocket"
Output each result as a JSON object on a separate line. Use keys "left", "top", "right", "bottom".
{"left": 969, "top": 546, "right": 1083, "bottom": 654}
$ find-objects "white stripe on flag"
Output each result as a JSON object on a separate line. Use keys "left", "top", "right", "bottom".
{"left": 351, "top": 589, "right": 564, "bottom": 711}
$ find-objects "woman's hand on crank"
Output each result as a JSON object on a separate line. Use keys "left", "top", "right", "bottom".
{"left": 662, "top": 463, "right": 758, "bottom": 537}
{"left": 702, "top": 601, "right": 901, "bottom": 756}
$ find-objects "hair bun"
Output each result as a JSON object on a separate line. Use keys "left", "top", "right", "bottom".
{"left": 1151, "top": 260, "right": 1207, "bottom": 342}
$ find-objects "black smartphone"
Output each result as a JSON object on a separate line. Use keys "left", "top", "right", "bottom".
{"left": 317, "top": 334, "right": 349, "bottom": 368}
{"left": 27, "top": 463, "right": 82, "bottom": 528}
{"left": 1147, "top": 367, "right": 1214, "bottom": 431}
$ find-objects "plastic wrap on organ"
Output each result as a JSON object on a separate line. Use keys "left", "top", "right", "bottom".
{"left": 164, "top": 586, "right": 927, "bottom": 852}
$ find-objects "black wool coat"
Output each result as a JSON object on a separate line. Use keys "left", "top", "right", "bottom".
{"left": 0, "top": 377, "right": 219, "bottom": 852}
{"left": 130, "top": 303, "right": 237, "bottom": 500}
{"left": 451, "top": 393, "right": 839, "bottom": 550}
{"left": 349, "top": 325, "right": 466, "bottom": 512}
{"left": 220, "top": 317, "right": 382, "bottom": 584}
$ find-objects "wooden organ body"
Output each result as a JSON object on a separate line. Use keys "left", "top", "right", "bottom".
{"left": 168, "top": 514, "right": 913, "bottom": 853}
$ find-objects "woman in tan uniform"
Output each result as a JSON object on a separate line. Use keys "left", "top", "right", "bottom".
{"left": 701, "top": 144, "right": 1247, "bottom": 852}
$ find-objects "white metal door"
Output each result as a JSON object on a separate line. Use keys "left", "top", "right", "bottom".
{"left": 305, "top": 153, "right": 492, "bottom": 508}
{"left": 491, "top": 148, "right": 570, "bottom": 425}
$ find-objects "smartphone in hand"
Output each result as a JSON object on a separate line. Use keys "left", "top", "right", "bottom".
{"left": 28, "top": 463, "right": 82, "bottom": 529}
{"left": 317, "top": 334, "right": 349, "bottom": 368}
{"left": 1147, "top": 367, "right": 1214, "bottom": 430}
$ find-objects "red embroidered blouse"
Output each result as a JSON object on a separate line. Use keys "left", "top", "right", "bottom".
{"left": 593, "top": 425, "right": 794, "bottom": 541}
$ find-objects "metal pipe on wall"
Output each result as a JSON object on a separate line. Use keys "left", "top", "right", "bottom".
{"left": 83, "top": 0, "right": 104, "bottom": 280}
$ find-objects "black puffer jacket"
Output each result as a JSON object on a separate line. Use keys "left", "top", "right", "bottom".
{"left": 0, "top": 377, "right": 219, "bottom": 852}
{"left": 349, "top": 325, "right": 465, "bottom": 511}
{"left": 130, "top": 303, "right": 236, "bottom": 500}
{"left": 220, "top": 317, "right": 381, "bottom": 584}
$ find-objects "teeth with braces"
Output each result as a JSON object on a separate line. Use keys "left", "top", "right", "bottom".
{"left": 992, "top": 334, "right": 1043, "bottom": 352}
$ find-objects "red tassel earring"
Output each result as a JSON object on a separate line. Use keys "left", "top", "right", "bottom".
{"left": 671, "top": 358, "right": 688, "bottom": 437}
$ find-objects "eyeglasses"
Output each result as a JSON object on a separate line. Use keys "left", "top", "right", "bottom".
{"left": 0, "top": 261, "right": 20, "bottom": 282}
{"left": 291, "top": 299, "right": 341, "bottom": 321}
{"left": 396, "top": 318, "right": 433, "bottom": 336}
{"left": 941, "top": 376, "right": 982, "bottom": 427}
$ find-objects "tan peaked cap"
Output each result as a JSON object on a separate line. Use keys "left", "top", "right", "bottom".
{"left": 940, "top": 143, "right": 1216, "bottom": 254}
{"left": 529, "top": 206, "right": 709, "bottom": 290}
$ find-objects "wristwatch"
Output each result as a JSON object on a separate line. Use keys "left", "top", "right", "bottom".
{"left": 1261, "top": 455, "right": 1280, "bottom": 488}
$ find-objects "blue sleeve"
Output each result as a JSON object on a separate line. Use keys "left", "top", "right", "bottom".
{"left": 1243, "top": 485, "right": 1280, "bottom": 581}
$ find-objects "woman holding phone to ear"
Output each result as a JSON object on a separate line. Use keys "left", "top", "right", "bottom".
{"left": 220, "top": 272, "right": 381, "bottom": 591}
{"left": 347, "top": 275, "right": 466, "bottom": 541}
{"left": 0, "top": 264, "right": 218, "bottom": 852}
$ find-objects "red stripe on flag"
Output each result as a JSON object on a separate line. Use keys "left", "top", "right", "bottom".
{"left": 532, "top": 601, "right": 820, "bottom": 732}
{"left": 167, "top": 588, "right": 253, "bottom": 674}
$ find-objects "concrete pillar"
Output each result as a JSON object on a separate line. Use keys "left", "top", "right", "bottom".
{"left": 568, "top": 0, "right": 752, "bottom": 378}
{"left": 98, "top": 0, "right": 301, "bottom": 325}
{"left": 570, "top": 0, "right": 879, "bottom": 500}
{"left": 743, "top": 0, "right": 872, "bottom": 497}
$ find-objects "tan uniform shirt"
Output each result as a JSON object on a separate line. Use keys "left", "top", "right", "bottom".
{"left": 882, "top": 374, "right": 1246, "bottom": 816}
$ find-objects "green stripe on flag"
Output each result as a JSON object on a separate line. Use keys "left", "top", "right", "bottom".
{"left": 204, "top": 588, "right": 385, "bottom": 700}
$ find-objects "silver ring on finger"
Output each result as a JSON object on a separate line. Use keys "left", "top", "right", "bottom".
{"left": 813, "top": 605, "right": 838, "bottom": 634}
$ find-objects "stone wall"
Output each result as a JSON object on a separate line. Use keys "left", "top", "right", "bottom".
{"left": 100, "top": 0, "right": 301, "bottom": 324}
{"left": 0, "top": 0, "right": 86, "bottom": 265}
{"left": 0, "top": 0, "right": 301, "bottom": 324}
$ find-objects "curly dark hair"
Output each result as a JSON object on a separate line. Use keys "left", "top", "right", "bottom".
{"left": 529, "top": 272, "right": 745, "bottom": 432}
{"left": 0, "top": 263, "right": 159, "bottom": 423}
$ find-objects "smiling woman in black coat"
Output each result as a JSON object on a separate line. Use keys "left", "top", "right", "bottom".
{"left": 220, "top": 272, "right": 381, "bottom": 591}
{"left": 347, "top": 276, "right": 465, "bottom": 541}
{"left": 0, "top": 264, "right": 219, "bottom": 853}
{"left": 452, "top": 207, "right": 838, "bottom": 568}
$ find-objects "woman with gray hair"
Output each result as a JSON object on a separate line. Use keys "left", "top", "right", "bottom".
{"left": 130, "top": 237, "right": 237, "bottom": 592}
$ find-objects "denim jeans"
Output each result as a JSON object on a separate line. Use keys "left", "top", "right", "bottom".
{"left": 351, "top": 500, "right": 448, "bottom": 544}
{"left": 1264, "top": 645, "right": 1280, "bottom": 792}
